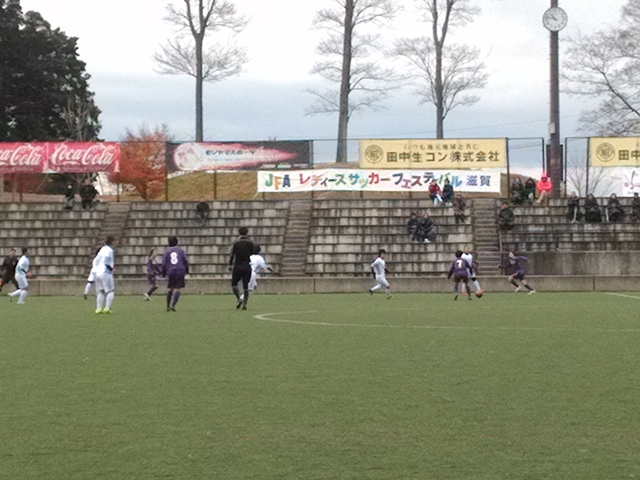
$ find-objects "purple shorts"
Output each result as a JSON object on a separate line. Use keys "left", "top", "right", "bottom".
{"left": 147, "top": 274, "right": 157, "bottom": 285}
{"left": 513, "top": 269, "right": 525, "bottom": 280}
{"left": 453, "top": 273, "right": 469, "bottom": 282}
{"left": 167, "top": 271, "right": 186, "bottom": 289}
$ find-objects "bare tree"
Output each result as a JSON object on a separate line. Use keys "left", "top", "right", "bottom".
{"left": 154, "top": 0, "right": 248, "bottom": 141}
{"left": 563, "top": 0, "right": 640, "bottom": 135}
{"left": 307, "top": 0, "right": 401, "bottom": 163}
{"left": 391, "top": 0, "right": 487, "bottom": 139}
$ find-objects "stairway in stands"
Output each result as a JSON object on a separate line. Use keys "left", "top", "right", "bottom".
{"left": 279, "top": 200, "right": 312, "bottom": 276}
{"left": 472, "top": 198, "right": 503, "bottom": 274}
{"left": 98, "top": 202, "right": 131, "bottom": 248}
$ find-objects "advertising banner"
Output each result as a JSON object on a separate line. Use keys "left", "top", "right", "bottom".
{"left": 166, "top": 141, "right": 312, "bottom": 172}
{"left": 257, "top": 169, "right": 501, "bottom": 193}
{"left": 590, "top": 137, "right": 640, "bottom": 167}
{"left": 0, "top": 142, "right": 120, "bottom": 173}
{"left": 360, "top": 138, "right": 507, "bottom": 169}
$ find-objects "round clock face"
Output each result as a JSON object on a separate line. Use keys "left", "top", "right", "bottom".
{"left": 543, "top": 7, "right": 568, "bottom": 32}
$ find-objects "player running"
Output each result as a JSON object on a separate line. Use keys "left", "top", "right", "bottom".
{"left": 94, "top": 237, "right": 116, "bottom": 314}
{"left": 162, "top": 237, "right": 189, "bottom": 312}
{"left": 144, "top": 248, "right": 160, "bottom": 301}
{"left": 247, "top": 245, "right": 273, "bottom": 295}
{"left": 499, "top": 251, "right": 536, "bottom": 294}
{"left": 448, "top": 250, "right": 472, "bottom": 301}
{"left": 83, "top": 248, "right": 101, "bottom": 299}
{"left": 461, "top": 246, "right": 485, "bottom": 295}
{"left": 0, "top": 248, "right": 19, "bottom": 294}
{"left": 8, "top": 247, "right": 31, "bottom": 305}
{"left": 368, "top": 249, "right": 392, "bottom": 299}
{"left": 229, "top": 227, "right": 254, "bottom": 310}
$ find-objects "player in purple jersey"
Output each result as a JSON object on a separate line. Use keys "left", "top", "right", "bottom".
{"left": 144, "top": 248, "right": 160, "bottom": 301}
{"left": 447, "top": 250, "right": 472, "bottom": 301}
{"left": 161, "top": 236, "right": 189, "bottom": 311}
{"left": 499, "top": 251, "right": 536, "bottom": 294}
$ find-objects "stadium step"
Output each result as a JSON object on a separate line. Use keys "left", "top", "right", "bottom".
{"left": 280, "top": 200, "right": 313, "bottom": 276}
{"left": 98, "top": 202, "right": 131, "bottom": 249}
{"left": 472, "top": 199, "right": 502, "bottom": 274}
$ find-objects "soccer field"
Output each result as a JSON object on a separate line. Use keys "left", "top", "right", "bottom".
{"left": 1, "top": 292, "right": 639, "bottom": 479}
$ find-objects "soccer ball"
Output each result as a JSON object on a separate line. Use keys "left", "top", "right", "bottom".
{"left": 475, "top": 290, "right": 485, "bottom": 298}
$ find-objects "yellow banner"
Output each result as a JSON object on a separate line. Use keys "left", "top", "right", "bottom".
{"left": 590, "top": 137, "right": 640, "bottom": 167}
{"left": 359, "top": 138, "right": 507, "bottom": 169}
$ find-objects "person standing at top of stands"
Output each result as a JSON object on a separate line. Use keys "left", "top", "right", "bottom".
{"left": 0, "top": 248, "right": 19, "bottom": 293}
{"left": 631, "top": 193, "right": 640, "bottom": 222}
{"left": 536, "top": 174, "right": 552, "bottom": 205}
{"left": 229, "top": 227, "right": 254, "bottom": 310}
{"left": 79, "top": 178, "right": 98, "bottom": 211}
{"left": 8, "top": 247, "right": 32, "bottom": 304}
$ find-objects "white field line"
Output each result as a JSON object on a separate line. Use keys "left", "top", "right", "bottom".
{"left": 604, "top": 292, "right": 640, "bottom": 300}
{"left": 253, "top": 310, "right": 640, "bottom": 333}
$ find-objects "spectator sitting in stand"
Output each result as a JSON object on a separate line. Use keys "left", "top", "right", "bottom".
{"left": 452, "top": 193, "right": 466, "bottom": 224}
{"left": 498, "top": 202, "right": 515, "bottom": 231}
{"left": 566, "top": 192, "right": 582, "bottom": 223}
{"left": 406, "top": 212, "right": 419, "bottom": 242}
{"left": 536, "top": 174, "right": 552, "bottom": 205}
{"left": 63, "top": 184, "right": 75, "bottom": 210}
{"left": 195, "top": 198, "right": 211, "bottom": 225}
{"left": 442, "top": 178, "right": 454, "bottom": 206}
{"left": 79, "top": 178, "right": 98, "bottom": 210}
{"left": 428, "top": 179, "right": 443, "bottom": 207}
{"left": 524, "top": 178, "right": 537, "bottom": 205}
{"left": 584, "top": 194, "right": 602, "bottom": 223}
{"left": 510, "top": 178, "right": 526, "bottom": 205}
{"left": 417, "top": 212, "right": 436, "bottom": 243}
{"left": 631, "top": 193, "right": 640, "bottom": 222}
{"left": 606, "top": 193, "right": 624, "bottom": 222}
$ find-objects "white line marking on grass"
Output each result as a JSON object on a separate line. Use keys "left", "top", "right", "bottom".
{"left": 253, "top": 311, "right": 640, "bottom": 333}
{"left": 604, "top": 293, "right": 640, "bottom": 300}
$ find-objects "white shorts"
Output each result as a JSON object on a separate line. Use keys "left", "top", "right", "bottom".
{"left": 15, "top": 272, "right": 28, "bottom": 289}
{"left": 95, "top": 273, "right": 115, "bottom": 293}
{"left": 87, "top": 271, "right": 96, "bottom": 283}
{"left": 249, "top": 271, "right": 258, "bottom": 291}
{"left": 375, "top": 274, "right": 389, "bottom": 288}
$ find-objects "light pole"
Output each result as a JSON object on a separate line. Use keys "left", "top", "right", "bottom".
{"left": 543, "top": 1, "right": 568, "bottom": 197}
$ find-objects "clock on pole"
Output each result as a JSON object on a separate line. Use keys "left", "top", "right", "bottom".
{"left": 543, "top": 6, "right": 568, "bottom": 32}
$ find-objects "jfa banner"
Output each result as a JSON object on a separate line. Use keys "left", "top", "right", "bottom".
{"left": 166, "top": 141, "right": 312, "bottom": 172}
{"left": 0, "top": 142, "right": 120, "bottom": 173}
{"left": 360, "top": 138, "right": 507, "bottom": 169}
{"left": 257, "top": 169, "right": 501, "bottom": 193}
{"left": 590, "top": 137, "right": 640, "bottom": 167}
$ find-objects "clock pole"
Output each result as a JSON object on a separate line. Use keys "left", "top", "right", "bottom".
{"left": 548, "top": 0, "right": 562, "bottom": 196}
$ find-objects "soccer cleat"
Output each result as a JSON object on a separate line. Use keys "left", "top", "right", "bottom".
{"left": 528, "top": 290, "right": 537, "bottom": 295}
{"left": 8, "top": 293, "right": 12, "bottom": 303}
{"left": 16, "top": 301, "right": 25, "bottom": 305}
{"left": 143, "top": 293, "right": 151, "bottom": 301}
{"left": 169, "top": 307, "right": 177, "bottom": 312}
{"left": 166, "top": 308, "right": 171, "bottom": 312}
{"left": 95, "top": 308, "right": 103, "bottom": 314}
{"left": 102, "top": 308, "right": 112, "bottom": 314}
{"left": 514, "top": 286, "right": 522, "bottom": 293}
{"left": 468, "top": 296, "right": 472, "bottom": 301}
{"left": 386, "top": 295, "right": 392, "bottom": 300}
{"left": 84, "top": 294, "right": 88, "bottom": 300}
{"left": 368, "top": 289, "right": 373, "bottom": 296}
{"left": 454, "top": 294, "right": 459, "bottom": 301}
{"left": 236, "top": 299, "right": 243, "bottom": 309}
{"left": 241, "top": 302, "right": 247, "bottom": 310}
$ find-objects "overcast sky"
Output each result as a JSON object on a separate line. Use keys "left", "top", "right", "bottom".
{"left": 18, "top": 0, "right": 629, "bottom": 153}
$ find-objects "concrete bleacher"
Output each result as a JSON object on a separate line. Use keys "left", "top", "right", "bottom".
{"left": 0, "top": 202, "right": 108, "bottom": 278}
{"left": 115, "top": 201, "right": 289, "bottom": 278}
{"left": 307, "top": 199, "right": 474, "bottom": 276}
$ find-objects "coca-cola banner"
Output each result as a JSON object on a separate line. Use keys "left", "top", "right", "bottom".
{"left": 166, "top": 141, "right": 311, "bottom": 172}
{"left": 0, "top": 142, "right": 120, "bottom": 174}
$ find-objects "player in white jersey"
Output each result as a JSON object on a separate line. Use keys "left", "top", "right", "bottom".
{"left": 368, "top": 249, "right": 392, "bottom": 298}
{"left": 248, "top": 245, "right": 273, "bottom": 292}
{"left": 461, "top": 246, "right": 485, "bottom": 295}
{"left": 8, "top": 247, "right": 31, "bottom": 305}
{"left": 94, "top": 236, "right": 116, "bottom": 314}
{"left": 83, "top": 248, "right": 101, "bottom": 299}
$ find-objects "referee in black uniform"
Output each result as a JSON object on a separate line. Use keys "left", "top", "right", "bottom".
{"left": 229, "top": 227, "right": 254, "bottom": 310}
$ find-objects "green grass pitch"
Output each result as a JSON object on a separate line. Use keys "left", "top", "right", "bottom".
{"left": 1, "top": 291, "right": 640, "bottom": 479}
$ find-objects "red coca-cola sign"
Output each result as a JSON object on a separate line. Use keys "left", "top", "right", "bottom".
{"left": 48, "top": 142, "right": 120, "bottom": 173}
{"left": 0, "top": 142, "right": 120, "bottom": 173}
{"left": 0, "top": 143, "right": 48, "bottom": 173}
